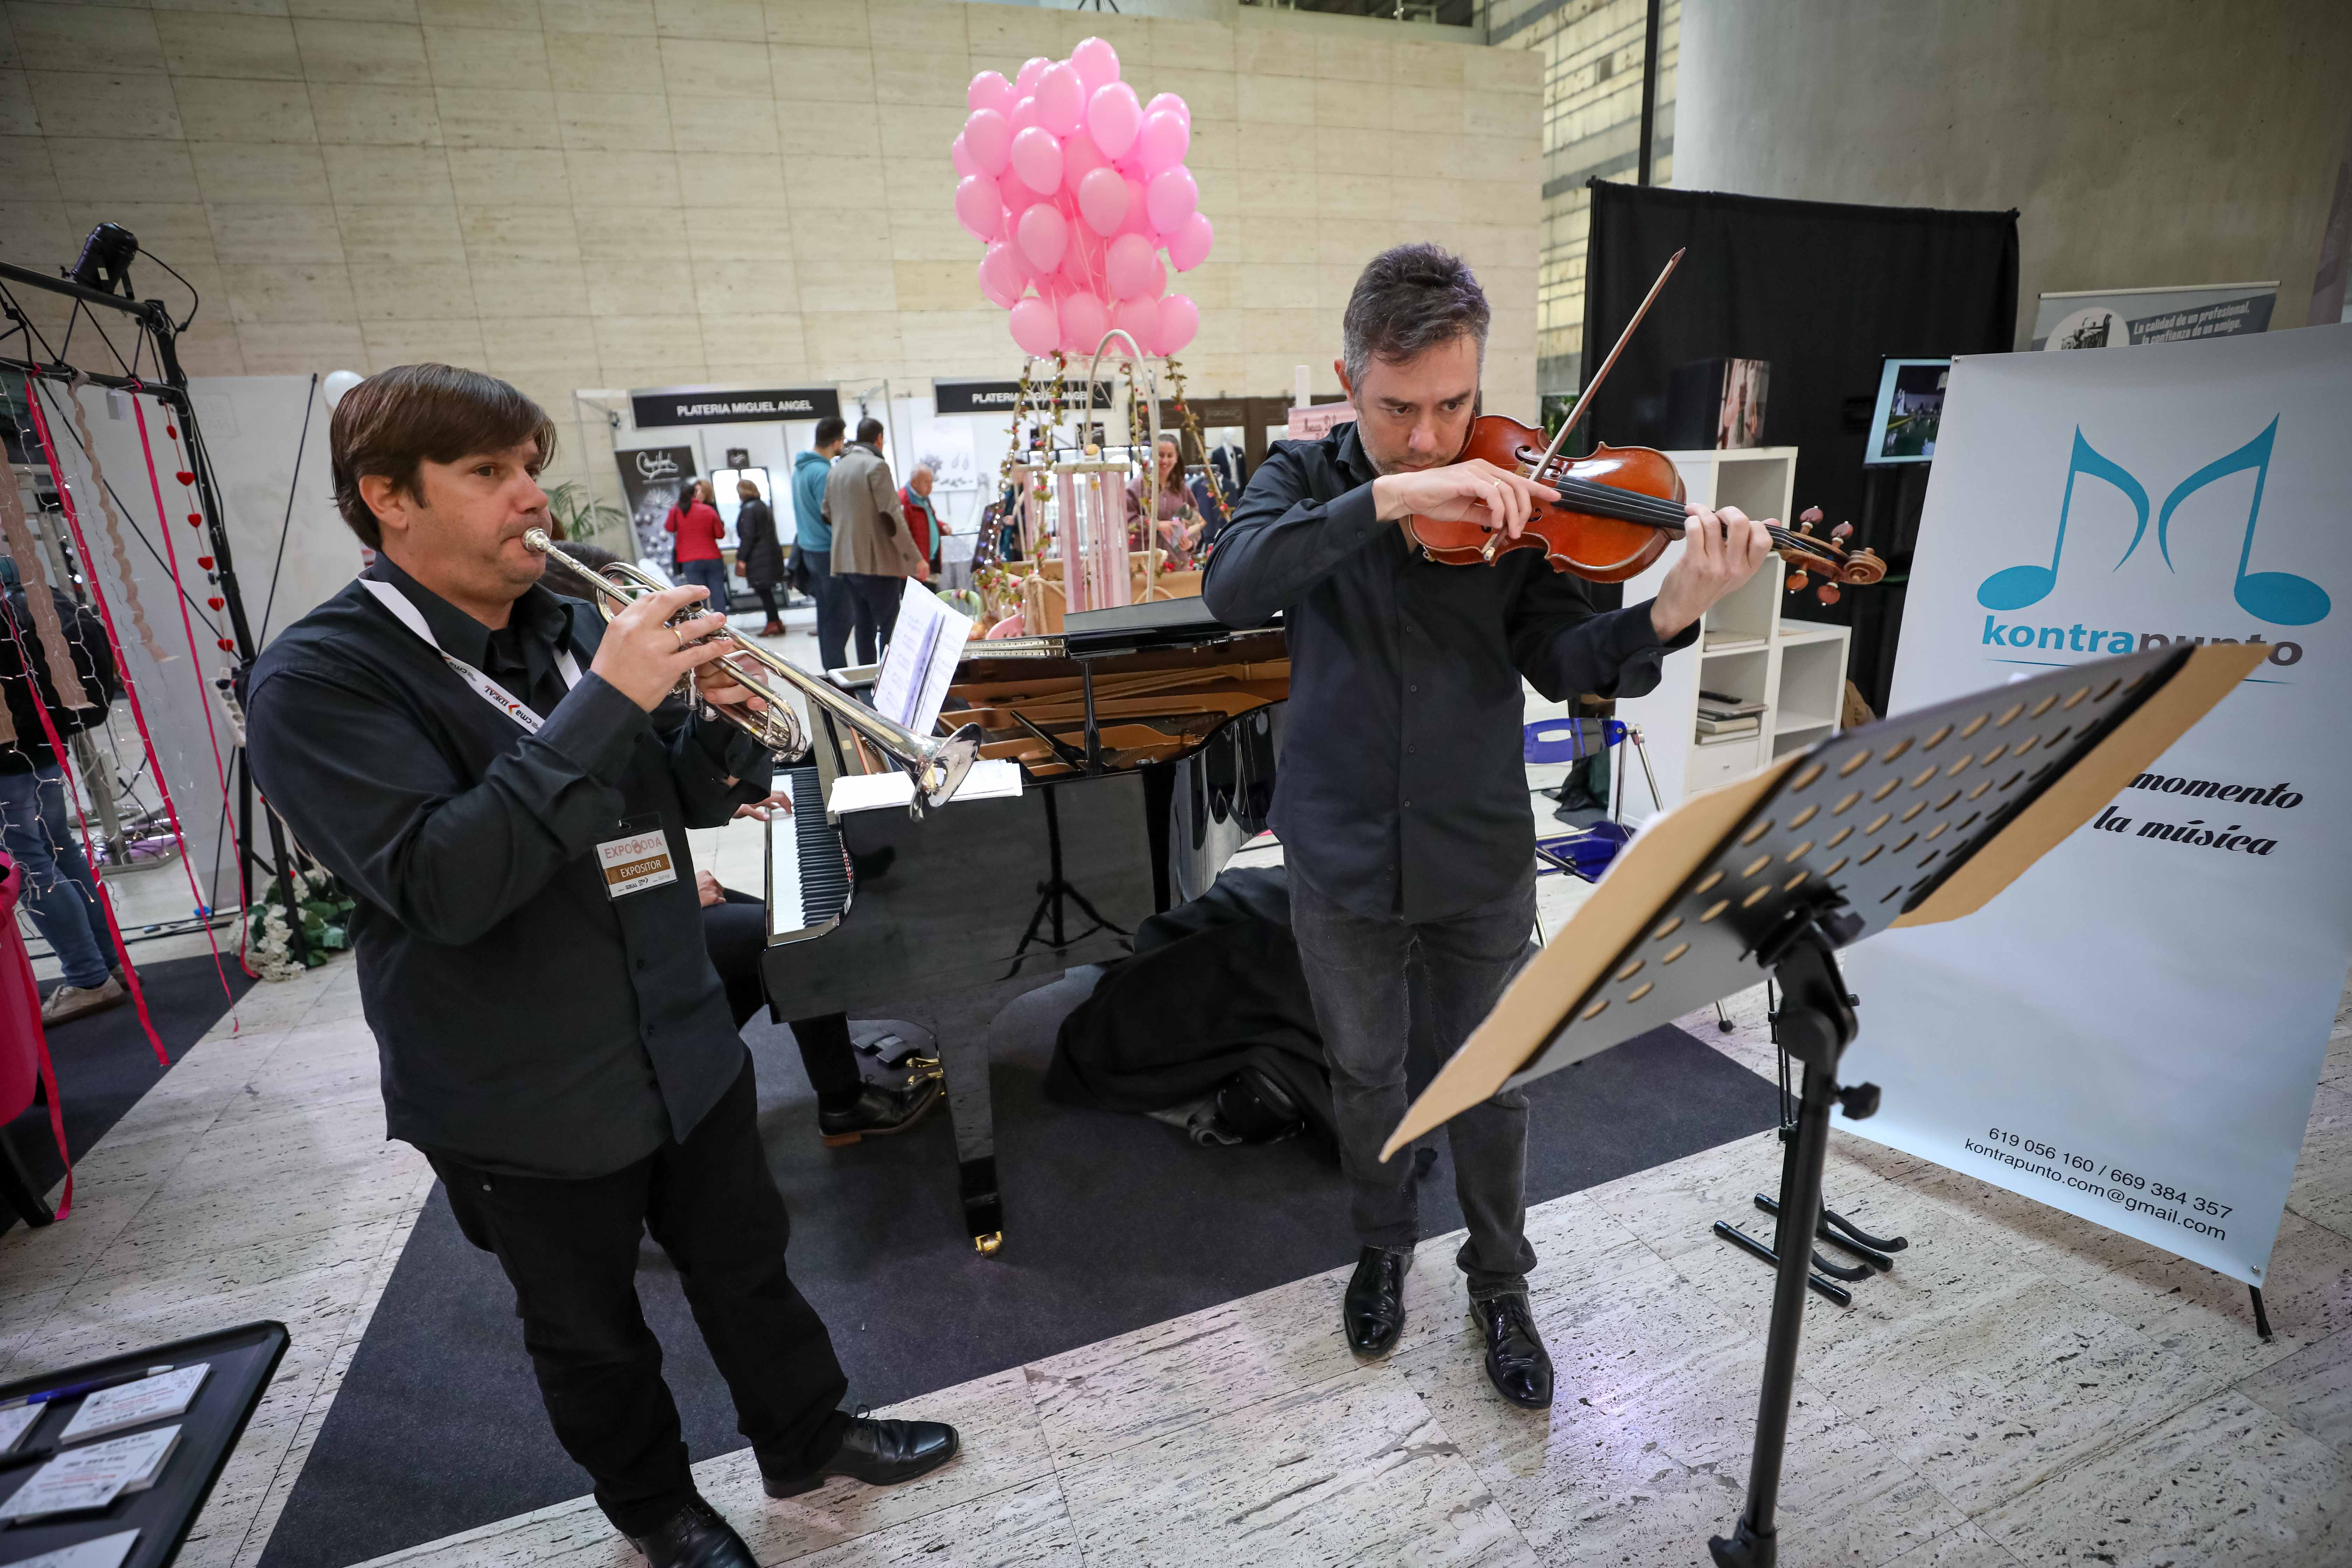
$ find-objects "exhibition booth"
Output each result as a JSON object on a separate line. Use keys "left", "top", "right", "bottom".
{"left": 0, "top": 6, "right": 2346, "bottom": 1568}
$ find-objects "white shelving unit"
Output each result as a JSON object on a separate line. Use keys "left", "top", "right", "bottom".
{"left": 1611, "top": 446, "right": 1852, "bottom": 821}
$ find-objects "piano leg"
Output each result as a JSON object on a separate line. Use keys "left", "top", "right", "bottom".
{"left": 935, "top": 1021, "right": 1005, "bottom": 1255}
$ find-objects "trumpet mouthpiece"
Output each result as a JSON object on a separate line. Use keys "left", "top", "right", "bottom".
{"left": 523, "top": 527, "right": 553, "bottom": 553}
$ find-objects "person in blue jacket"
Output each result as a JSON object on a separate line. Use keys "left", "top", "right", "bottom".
{"left": 791, "top": 418, "right": 848, "bottom": 669}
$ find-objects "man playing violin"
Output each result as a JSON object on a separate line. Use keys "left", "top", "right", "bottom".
{"left": 1202, "top": 245, "right": 1771, "bottom": 1409}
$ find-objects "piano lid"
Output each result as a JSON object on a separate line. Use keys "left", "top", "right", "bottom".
{"left": 1059, "top": 597, "right": 1276, "bottom": 659}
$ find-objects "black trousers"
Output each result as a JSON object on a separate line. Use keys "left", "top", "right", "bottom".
{"left": 429, "top": 1060, "right": 850, "bottom": 1535}
{"left": 700, "top": 894, "right": 862, "bottom": 1099}
{"left": 838, "top": 572, "right": 902, "bottom": 664}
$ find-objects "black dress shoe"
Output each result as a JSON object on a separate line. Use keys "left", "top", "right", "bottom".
{"left": 818, "top": 1078, "right": 942, "bottom": 1147}
{"left": 626, "top": 1498, "right": 756, "bottom": 1568}
{"left": 1476, "top": 1292, "right": 1554, "bottom": 1409}
{"left": 1343, "top": 1245, "right": 1409, "bottom": 1358}
{"left": 763, "top": 1415, "right": 960, "bottom": 1497}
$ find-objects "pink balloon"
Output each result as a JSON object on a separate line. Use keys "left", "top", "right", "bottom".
{"left": 1144, "top": 92, "right": 1189, "bottom": 126}
{"left": 1086, "top": 82, "right": 1143, "bottom": 162}
{"left": 967, "top": 69, "right": 1014, "bottom": 115}
{"left": 1104, "top": 232, "right": 1156, "bottom": 299}
{"left": 1016, "top": 201, "right": 1068, "bottom": 272}
{"left": 954, "top": 174, "right": 1003, "bottom": 242}
{"left": 1060, "top": 291, "right": 1110, "bottom": 356}
{"left": 1167, "top": 210, "right": 1213, "bottom": 271}
{"left": 1145, "top": 166, "right": 1197, "bottom": 235}
{"left": 1072, "top": 36, "right": 1120, "bottom": 93}
{"left": 1034, "top": 62, "right": 1085, "bottom": 136}
{"left": 1009, "top": 295, "right": 1059, "bottom": 357}
{"left": 1112, "top": 294, "right": 1160, "bottom": 353}
{"left": 1060, "top": 130, "right": 1105, "bottom": 195}
{"left": 1009, "top": 125, "right": 1064, "bottom": 195}
{"left": 1156, "top": 293, "right": 1198, "bottom": 356}
{"left": 951, "top": 133, "right": 974, "bottom": 178}
{"left": 1014, "top": 56, "right": 1050, "bottom": 96}
{"left": 1136, "top": 111, "right": 1189, "bottom": 177}
{"left": 962, "top": 108, "right": 1010, "bottom": 177}
{"left": 1075, "top": 165, "right": 1129, "bottom": 236}
{"left": 1007, "top": 95, "right": 1037, "bottom": 137}
{"left": 1058, "top": 226, "right": 1102, "bottom": 292}
{"left": 1119, "top": 175, "right": 1151, "bottom": 235}
{"left": 978, "top": 241, "right": 1023, "bottom": 309}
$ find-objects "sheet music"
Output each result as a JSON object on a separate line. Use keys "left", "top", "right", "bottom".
{"left": 871, "top": 578, "right": 972, "bottom": 740}
{"left": 827, "top": 759, "right": 1023, "bottom": 816}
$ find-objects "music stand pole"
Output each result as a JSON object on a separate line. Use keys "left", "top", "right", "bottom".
{"left": 1710, "top": 908, "right": 1862, "bottom": 1567}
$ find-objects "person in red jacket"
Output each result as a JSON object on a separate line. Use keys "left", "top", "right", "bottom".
{"left": 897, "top": 465, "right": 941, "bottom": 573}
{"left": 665, "top": 479, "right": 729, "bottom": 615}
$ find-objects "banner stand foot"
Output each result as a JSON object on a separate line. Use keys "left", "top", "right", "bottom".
{"left": 2251, "top": 1285, "right": 2272, "bottom": 1341}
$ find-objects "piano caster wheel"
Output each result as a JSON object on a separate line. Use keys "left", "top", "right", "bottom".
{"left": 974, "top": 1232, "right": 1003, "bottom": 1257}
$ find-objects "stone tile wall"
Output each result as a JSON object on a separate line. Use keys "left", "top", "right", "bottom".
{"left": 0, "top": 0, "right": 1538, "bottom": 484}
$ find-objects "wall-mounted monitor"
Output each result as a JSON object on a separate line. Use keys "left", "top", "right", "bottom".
{"left": 1861, "top": 358, "right": 1949, "bottom": 465}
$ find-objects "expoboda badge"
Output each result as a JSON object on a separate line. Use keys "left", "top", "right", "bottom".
{"left": 597, "top": 822, "right": 679, "bottom": 900}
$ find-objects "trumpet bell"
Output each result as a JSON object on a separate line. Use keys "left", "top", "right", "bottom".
{"left": 920, "top": 723, "right": 986, "bottom": 809}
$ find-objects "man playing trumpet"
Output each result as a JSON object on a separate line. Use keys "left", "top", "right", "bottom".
{"left": 247, "top": 364, "right": 958, "bottom": 1568}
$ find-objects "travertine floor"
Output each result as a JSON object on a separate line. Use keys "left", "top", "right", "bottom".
{"left": 2, "top": 651, "right": 2345, "bottom": 1566}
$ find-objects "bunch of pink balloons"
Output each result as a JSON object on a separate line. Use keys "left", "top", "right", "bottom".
{"left": 952, "top": 37, "right": 1211, "bottom": 361}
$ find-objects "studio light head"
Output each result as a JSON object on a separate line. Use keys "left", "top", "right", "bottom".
{"left": 67, "top": 222, "right": 140, "bottom": 297}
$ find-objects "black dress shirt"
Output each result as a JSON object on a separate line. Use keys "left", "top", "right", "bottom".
{"left": 246, "top": 555, "right": 772, "bottom": 1178}
{"left": 1202, "top": 423, "right": 1696, "bottom": 924}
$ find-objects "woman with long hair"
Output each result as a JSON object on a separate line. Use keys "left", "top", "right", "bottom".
{"left": 665, "top": 478, "right": 730, "bottom": 615}
{"left": 1126, "top": 433, "right": 1218, "bottom": 572}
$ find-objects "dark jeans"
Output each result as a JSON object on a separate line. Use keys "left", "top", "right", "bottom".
{"left": 750, "top": 583, "right": 779, "bottom": 622}
{"left": 700, "top": 893, "right": 861, "bottom": 1101}
{"left": 838, "top": 572, "right": 903, "bottom": 665}
{"left": 801, "top": 548, "right": 850, "bottom": 670}
{"left": 675, "top": 556, "right": 730, "bottom": 614}
{"left": 428, "top": 1060, "right": 850, "bottom": 1535}
{"left": 1290, "top": 869, "right": 1539, "bottom": 1299}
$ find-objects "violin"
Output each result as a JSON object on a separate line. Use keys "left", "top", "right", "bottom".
{"left": 1403, "top": 414, "right": 1887, "bottom": 606}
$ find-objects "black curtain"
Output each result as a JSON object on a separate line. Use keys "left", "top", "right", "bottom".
{"left": 1579, "top": 181, "right": 2018, "bottom": 711}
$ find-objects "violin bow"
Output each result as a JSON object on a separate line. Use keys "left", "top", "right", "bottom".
{"left": 1530, "top": 247, "right": 1685, "bottom": 482}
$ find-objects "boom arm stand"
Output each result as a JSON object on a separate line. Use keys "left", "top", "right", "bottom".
{"left": 1709, "top": 904, "right": 1870, "bottom": 1568}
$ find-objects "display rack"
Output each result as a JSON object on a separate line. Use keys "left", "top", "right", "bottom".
{"left": 1612, "top": 446, "right": 1852, "bottom": 817}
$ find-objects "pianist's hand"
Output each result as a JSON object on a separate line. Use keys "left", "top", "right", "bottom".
{"left": 733, "top": 789, "right": 794, "bottom": 821}
{"left": 592, "top": 583, "right": 736, "bottom": 712}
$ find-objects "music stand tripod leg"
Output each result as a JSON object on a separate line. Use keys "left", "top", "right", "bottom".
{"left": 1711, "top": 912, "right": 1865, "bottom": 1568}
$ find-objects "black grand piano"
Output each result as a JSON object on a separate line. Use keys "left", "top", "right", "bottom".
{"left": 759, "top": 598, "right": 1286, "bottom": 1252}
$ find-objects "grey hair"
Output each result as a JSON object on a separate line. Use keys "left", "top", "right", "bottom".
{"left": 1341, "top": 244, "right": 1491, "bottom": 393}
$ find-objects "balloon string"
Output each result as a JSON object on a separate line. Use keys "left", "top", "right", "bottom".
{"left": 24, "top": 378, "right": 241, "bottom": 1027}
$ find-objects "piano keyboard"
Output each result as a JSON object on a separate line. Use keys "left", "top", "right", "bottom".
{"left": 766, "top": 764, "right": 851, "bottom": 944}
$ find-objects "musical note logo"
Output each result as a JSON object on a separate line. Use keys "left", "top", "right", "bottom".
{"left": 1976, "top": 417, "right": 2328, "bottom": 626}
{"left": 2151, "top": 417, "right": 2328, "bottom": 626}
{"left": 1975, "top": 428, "right": 2148, "bottom": 612}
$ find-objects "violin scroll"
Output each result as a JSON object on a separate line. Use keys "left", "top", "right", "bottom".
{"left": 1776, "top": 505, "right": 1885, "bottom": 607}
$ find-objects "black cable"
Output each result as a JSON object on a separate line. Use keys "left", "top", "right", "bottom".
{"left": 140, "top": 251, "right": 201, "bottom": 333}
{"left": 258, "top": 373, "right": 316, "bottom": 643}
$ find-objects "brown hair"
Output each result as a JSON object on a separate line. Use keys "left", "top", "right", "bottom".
{"left": 736, "top": 479, "right": 758, "bottom": 499}
{"left": 330, "top": 364, "right": 556, "bottom": 549}
{"left": 1342, "top": 243, "right": 1489, "bottom": 392}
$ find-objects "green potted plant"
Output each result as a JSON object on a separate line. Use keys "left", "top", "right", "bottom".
{"left": 546, "top": 481, "right": 630, "bottom": 554}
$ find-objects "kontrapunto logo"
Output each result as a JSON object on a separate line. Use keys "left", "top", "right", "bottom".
{"left": 1976, "top": 416, "right": 2330, "bottom": 627}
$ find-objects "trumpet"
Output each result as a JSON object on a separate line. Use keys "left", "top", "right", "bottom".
{"left": 522, "top": 528, "right": 983, "bottom": 816}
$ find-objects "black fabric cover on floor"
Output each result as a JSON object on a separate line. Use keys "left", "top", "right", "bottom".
{"left": 260, "top": 971, "right": 1776, "bottom": 1568}
{"left": 1, "top": 949, "right": 258, "bottom": 1234}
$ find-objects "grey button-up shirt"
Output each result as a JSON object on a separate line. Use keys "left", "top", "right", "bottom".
{"left": 1202, "top": 423, "right": 1694, "bottom": 924}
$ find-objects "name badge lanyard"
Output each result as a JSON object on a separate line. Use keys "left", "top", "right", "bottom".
{"left": 359, "top": 578, "right": 582, "bottom": 732}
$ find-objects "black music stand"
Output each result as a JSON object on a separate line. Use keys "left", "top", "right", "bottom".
{"left": 1385, "top": 640, "right": 2264, "bottom": 1568}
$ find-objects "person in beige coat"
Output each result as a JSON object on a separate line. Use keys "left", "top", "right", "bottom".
{"left": 825, "top": 418, "right": 927, "bottom": 662}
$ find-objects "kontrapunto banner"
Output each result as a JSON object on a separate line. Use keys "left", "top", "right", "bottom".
{"left": 1841, "top": 323, "right": 2352, "bottom": 1286}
